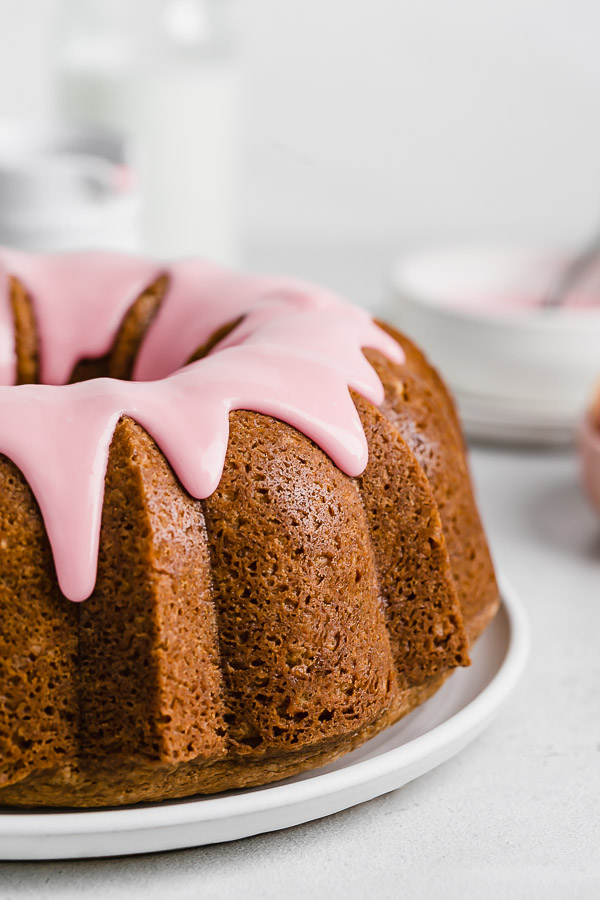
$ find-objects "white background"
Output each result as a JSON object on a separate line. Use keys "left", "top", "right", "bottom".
{"left": 1, "top": 0, "right": 600, "bottom": 254}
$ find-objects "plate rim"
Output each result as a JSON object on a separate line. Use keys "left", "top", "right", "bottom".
{"left": 0, "top": 576, "right": 529, "bottom": 844}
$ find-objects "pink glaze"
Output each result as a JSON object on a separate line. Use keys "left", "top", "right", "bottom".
{"left": 0, "top": 248, "right": 164, "bottom": 384}
{"left": 0, "top": 249, "right": 404, "bottom": 602}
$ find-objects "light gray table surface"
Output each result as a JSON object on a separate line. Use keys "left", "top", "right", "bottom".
{"left": 1, "top": 442, "right": 598, "bottom": 899}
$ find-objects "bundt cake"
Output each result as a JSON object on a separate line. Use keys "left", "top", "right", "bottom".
{"left": 0, "top": 248, "right": 500, "bottom": 808}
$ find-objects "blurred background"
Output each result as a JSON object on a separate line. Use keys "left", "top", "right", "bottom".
{"left": 2, "top": 0, "right": 600, "bottom": 451}
{"left": 1, "top": 0, "right": 600, "bottom": 308}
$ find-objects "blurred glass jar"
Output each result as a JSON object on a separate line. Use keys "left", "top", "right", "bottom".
{"left": 57, "top": 0, "right": 240, "bottom": 264}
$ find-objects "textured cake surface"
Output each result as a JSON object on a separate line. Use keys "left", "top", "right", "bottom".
{"left": 0, "top": 251, "right": 499, "bottom": 807}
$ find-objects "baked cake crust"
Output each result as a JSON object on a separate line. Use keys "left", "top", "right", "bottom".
{"left": 0, "top": 252, "right": 499, "bottom": 807}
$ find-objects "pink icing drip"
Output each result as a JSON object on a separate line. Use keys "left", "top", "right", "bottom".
{"left": 0, "top": 249, "right": 403, "bottom": 602}
{"left": 0, "top": 248, "right": 164, "bottom": 385}
{"left": 134, "top": 260, "right": 276, "bottom": 381}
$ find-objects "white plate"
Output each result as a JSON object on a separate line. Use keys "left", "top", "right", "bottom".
{"left": 0, "top": 578, "right": 528, "bottom": 860}
{"left": 456, "top": 389, "right": 576, "bottom": 445}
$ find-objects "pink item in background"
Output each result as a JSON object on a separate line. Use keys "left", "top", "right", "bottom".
{"left": 390, "top": 246, "right": 600, "bottom": 445}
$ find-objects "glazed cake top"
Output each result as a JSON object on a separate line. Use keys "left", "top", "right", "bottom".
{"left": 0, "top": 248, "right": 403, "bottom": 601}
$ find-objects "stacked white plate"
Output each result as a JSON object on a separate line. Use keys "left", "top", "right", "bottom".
{"left": 389, "top": 247, "right": 600, "bottom": 445}
{"left": 453, "top": 389, "right": 576, "bottom": 445}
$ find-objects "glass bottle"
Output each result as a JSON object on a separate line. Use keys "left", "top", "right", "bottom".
{"left": 57, "top": 0, "right": 240, "bottom": 264}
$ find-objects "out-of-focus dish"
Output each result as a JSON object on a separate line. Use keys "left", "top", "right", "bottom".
{"left": 389, "top": 247, "right": 600, "bottom": 444}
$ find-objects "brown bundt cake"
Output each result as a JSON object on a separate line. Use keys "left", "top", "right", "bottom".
{"left": 0, "top": 249, "right": 499, "bottom": 808}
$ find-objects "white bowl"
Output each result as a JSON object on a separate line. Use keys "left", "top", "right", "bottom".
{"left": 389, "top": 247, "right": 600, "bottom": 443}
